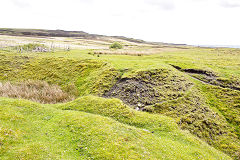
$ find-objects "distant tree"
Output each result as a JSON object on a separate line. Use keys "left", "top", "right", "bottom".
{"left": 109, "top": 42, "right": 123, "bottom": 49}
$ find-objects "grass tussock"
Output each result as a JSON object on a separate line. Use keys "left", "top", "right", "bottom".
{"left": 0, "top": 81, "right": 74, "bottom": 104}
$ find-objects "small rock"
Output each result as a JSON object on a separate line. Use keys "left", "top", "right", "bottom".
{"left": 143, "top": 129, "right": 150, "bottom": 132}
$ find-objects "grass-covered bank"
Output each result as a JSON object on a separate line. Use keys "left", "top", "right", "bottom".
{"left": 0, "top": 53, "right": 120, "bottom": 99}
{"left": 0, "top": 96, "right": 231, "bottom": 159}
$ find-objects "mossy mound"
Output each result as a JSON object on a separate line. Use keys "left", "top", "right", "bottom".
{"left": 0, "top": 96, "right": 231, "bottom": 159}
{"left": 104, "top": 68, "right": 240, "bottom": 159}
{"left": 153, "top": 87, "right": 240, "bottom": 158}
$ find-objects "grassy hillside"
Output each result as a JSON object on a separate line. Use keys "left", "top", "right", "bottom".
{"left": 0, "top": 96, "right": 231, "bottom": 159}
{"left": 0, "top": 35, "right": 240, "bottom": 159}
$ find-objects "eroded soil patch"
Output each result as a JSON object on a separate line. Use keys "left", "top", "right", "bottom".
{"left": 171, "top": 64, "right": 240, "bottom": 91}
{"left": 104, "top": 69, "right": 193, "bottom": 110}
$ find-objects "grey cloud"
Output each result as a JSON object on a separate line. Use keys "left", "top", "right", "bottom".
{"left": 144, "top": 0, "right": 175, "bottom": 10}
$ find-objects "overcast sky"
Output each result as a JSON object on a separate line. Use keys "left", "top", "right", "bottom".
{"left": 1, "top": 0, "right": 240, "bottom": 45}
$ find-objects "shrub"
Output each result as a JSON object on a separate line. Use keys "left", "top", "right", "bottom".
{"left": 109, "top": 42, "right": 123, "bottom": 49}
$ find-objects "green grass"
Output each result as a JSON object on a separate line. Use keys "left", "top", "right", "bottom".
{"left": 16, "top": 48, "right": 240, "bottom": 84}
{"left": 0, "top": 54, "right": 119, "bottom": 97}
{"left": 0, "top": 96, "right": 231, "bottom": 160}
{"left": 1, "top": 46, "right": 240, "bottom": 159}
{"left": 200, "top": 84, "right": 240, "bottom": 138}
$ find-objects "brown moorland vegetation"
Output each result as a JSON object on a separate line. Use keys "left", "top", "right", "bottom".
{"left": 0, "top": 80, "right": 74, "bottom": 104}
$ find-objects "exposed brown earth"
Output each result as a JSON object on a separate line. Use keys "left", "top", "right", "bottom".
{"left": 171, "top": 64, "right": 240, "bottom": 91}
{"left": 104, "top": 69, "right": 193, "bottom": 110}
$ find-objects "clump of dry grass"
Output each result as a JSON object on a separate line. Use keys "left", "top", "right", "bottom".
{"left": 93, "top": 47, "right": 186, "bottom": 56}
{"left": 0, "top": 81, "right": 75, "bottom": 104}
{"left": 94, "top": 50, "right": 146, "bottom": 56}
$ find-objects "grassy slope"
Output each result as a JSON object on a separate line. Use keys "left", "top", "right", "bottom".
{"left": 0, "top": 96, "right": 231, "bottom": 160}
{"left": 0, "top": 53, "right": 119, "bottom": 96}
{"left": 24, "top": 49, "right": 240, "bottom": 154}
{"left": 1, "top": 47, "right": 240, "bottom": 159}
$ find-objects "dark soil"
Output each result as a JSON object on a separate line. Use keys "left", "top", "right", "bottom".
{"left": 171, "top": 64, "right": 216, "bottom": 76}
{"left": 104, "top": 69, "right": 193, "bottom": 110}
{"left": 171, "top": 64, "right": 240, "bottom": 91}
